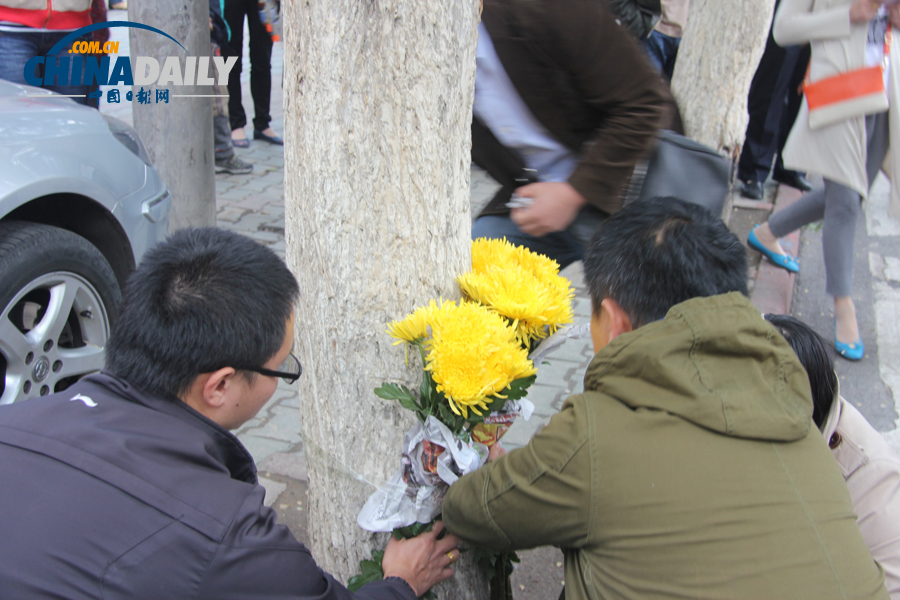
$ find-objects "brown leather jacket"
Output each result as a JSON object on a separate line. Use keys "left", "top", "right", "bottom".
{"left": 474, "top": 0, "right": 669, "bottom": 217}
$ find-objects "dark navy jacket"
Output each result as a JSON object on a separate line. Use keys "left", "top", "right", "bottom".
{"left": 0, "top": 373, "right": 414, "bottom": 600}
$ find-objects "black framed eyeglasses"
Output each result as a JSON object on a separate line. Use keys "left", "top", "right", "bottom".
{"left": 240, "top": 352, "right": 302, "bottom": 384}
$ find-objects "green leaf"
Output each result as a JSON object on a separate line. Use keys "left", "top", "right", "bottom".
{"left": 347, "top": 551, "right": 385, "bottom": 592}
{"left": 374, "top": 383, "right": 420, "bottom": 413}
{"left": 473, "top": 549, "right": 520, "bottom": 582}
{"left": 392, "top": 521, "right": 434, "bottom": 540}
{"left": 503, "top": 375, "right": 536, "bottom": 401}
{"left": 437, "top": 400, "right": 453, "bottom": 424}
{"left": 397, "top": 396, "right": 420, "bottom": 413}
{"left": 474, "top": 547, "right": 501, "bottom": 579}
{"left": 465, "top": 411, "right": 486, "bottom": 427}
{"left": 419, "top": 373, "right": 434, "bottom": 412}
{"left": 374, "top": 383, "right": 413, "bottom": 401}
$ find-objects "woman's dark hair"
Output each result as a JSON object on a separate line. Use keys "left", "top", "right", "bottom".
{"left": 583, "top": 197, "right": 748, "bottom": 328}
{"left": 105, "top": 227, "right": 299, "bottom": 400}
{"left": 764, "top": 314, "right": 837, "bottom": 428}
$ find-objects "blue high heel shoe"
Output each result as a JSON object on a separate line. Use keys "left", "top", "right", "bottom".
{"left": 747, "top": 226, "right": 799, "bottom": 273}
{"left": 834, "top": 318, "right": 864, "bottom": 361}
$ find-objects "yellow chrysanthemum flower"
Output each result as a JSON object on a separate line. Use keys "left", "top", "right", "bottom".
{"left": 459, "top": 238, "right": 574, "bottom": 344}
{"left": 424, "top": 300, "right": 536, "bottom": 418}
{"left": 386, "top": 300, "right": 439, "bottom": 344}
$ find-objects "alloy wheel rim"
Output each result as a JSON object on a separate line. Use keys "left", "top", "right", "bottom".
{"left": 0, "top": 272, "right": 110, "bottom": 405}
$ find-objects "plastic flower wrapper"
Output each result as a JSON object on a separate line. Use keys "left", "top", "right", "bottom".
{"left": 358, "top": 300, "right": 536, "bottom": 533}
{"left": 458, "top": 237, "right": 575, "bottom": 346}
{"left": 357, "top": 416, "right": 487, "bottom": 533}
{"left": 469, "top": 399, "right": 535, "bottom": 448}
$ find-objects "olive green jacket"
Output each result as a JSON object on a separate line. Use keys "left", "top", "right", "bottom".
{"left": 443, "top": 293, "right": 888, "bottom": 600}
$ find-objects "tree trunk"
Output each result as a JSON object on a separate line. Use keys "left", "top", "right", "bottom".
{"left": 670, "top": 0, "right": 776, "bottom": 158}
{"left": 128, "top": 0, "right": 215, "bottom": 230}
{"left": 282, "top": 2, "right": 485, "bottom": 598}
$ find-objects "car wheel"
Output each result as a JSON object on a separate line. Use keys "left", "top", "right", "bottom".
{"left": 0, "top": 221, "right": 121, "bottom": 405}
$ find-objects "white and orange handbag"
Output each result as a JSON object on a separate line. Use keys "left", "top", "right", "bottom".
{"left": 804, "top": 29, "right": 891, "bottom": 130}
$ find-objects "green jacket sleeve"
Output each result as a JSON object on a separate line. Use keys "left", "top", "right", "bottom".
{"left": 442, "top": 397, "right": 593, "bottom": 551}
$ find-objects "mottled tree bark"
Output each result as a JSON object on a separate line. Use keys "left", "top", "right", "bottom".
{"left": 671, "top": 0, "right": 776, "bottom": 158}
{"left": 282, "top": 1, "right": 486, "bottom": 598}
{"left": 128, "top": 0, "right": 215, "bottom": 230}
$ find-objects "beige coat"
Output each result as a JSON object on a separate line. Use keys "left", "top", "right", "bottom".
{"left": 822, "top": 396, "right": 900, "bottom": 599}
{"left": 776, "top": 0, "right": 900, "bottom": 219}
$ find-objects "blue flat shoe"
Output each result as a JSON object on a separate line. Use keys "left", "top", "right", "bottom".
{"left": 747, "top": 226, "right": 799, "bottom": 273}
{"left": 834, "top": 318, "right": 864, "bottom": 361}
{"left": 835, "top": 338, "right": 864, "bottom": 361}
{"left": 253, "top": 130, "right": 283, "bottom": 145}
{"left": 232, "top": 137, "right": 250, "bottom": 148}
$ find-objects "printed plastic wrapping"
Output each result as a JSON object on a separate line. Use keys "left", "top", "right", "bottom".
{"left": 357, "top": 401, "right": 535, "bottom": 533}
{"left": 358, "top": 416, "right": 485, "bottom": 532}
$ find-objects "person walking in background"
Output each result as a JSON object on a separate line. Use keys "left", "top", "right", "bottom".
{"left": 765, "top": 314, "right": 900, "bottom": 598}
{"left": 222, "top": 0, "right": 282, "bottom": 148}
{"left": 748, "top": 0, "right": 900, "bottom": 362}
{"left": 471, "top": 0, "right": 668, "bottom": 270}
{"left": 642, "top": 0, "right": 689, "bottom": 81}
{"left": 211, "top": 0, "right": 253, "bottom": 174}
{"left": 738, "top": 0, "right": 812, "bottom": 200}
{"left": 606, "top": 0, "right": 661, "bottom": 41}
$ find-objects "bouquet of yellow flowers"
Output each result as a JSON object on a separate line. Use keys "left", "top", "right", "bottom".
{"left": 356, "top": 298, "right": 539, "bottom": 535}
{"left": 351, "top": 239, "right": 573, "bottom": 595}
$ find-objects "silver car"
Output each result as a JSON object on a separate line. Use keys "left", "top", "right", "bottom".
{"left": 0, "top": 81, "right": 170, "bottom": 405}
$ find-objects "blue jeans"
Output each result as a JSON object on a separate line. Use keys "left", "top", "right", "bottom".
{"left": 642, "top": 31, "right": 680, "bottom": 81}
{"left": 0, "top": 29, "right": 92, "bottom": 105}
{"left": 472, "top": 206, "right": 607, "bottom": 270}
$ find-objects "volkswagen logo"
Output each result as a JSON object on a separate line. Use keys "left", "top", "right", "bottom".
{"left": 32, "top": 357, "right": 51, "bottom": 382}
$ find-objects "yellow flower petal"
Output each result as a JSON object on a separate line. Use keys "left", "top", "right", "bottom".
{"left": 459, "top": 238, "right": 575, "bottom": 345}
{"left": 386, "top": 300, "right": 438, "bottom": 344}
{"left": 425, "top": 300, "right": 536, "bottom": 413}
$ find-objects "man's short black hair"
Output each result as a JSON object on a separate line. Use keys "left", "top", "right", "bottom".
{"left": 583, "top": 197, "right": 748, "bottom": 328}
{"left": 105, "top": 227, "right": 300, "bottom": 400}
{"left": 764, "top": 314, "right": 837, "bottom": 429}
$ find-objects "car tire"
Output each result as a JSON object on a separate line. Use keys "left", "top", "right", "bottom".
{"left": 0, "top": 221, "right": 122, "bottom": 405}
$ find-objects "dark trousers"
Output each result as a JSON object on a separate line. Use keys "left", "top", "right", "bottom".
{"left": 212, "top": 43, "right": 234, "bottom": 161}
{"left": 737, "top": 2, "right": 810, "bottom": 185}
{"left": 222, "top": 0, "right": 273, "bottom": 132}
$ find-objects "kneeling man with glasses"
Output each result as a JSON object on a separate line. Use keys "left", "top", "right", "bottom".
{"left": 0, "top": 227, "right": 457, "bottom": 600}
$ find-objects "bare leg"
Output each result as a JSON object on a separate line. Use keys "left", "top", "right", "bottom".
{"left": 834, "top": 296, "right": 859, "bottom": 346}
{"left": 752, "top": 222, "right": 789, "bottom": 256}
